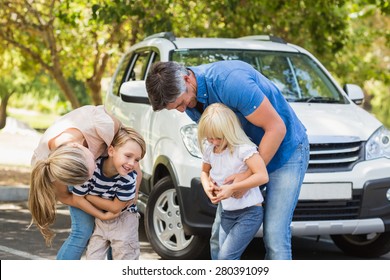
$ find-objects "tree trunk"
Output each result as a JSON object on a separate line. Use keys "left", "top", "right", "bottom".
{"left": 86, "top": 52, "right": 110, "bottom": 105}
{"left": 0, "top": 93, "right": 12, "bottom": 129}
{"left": 52, "top": 69, "right": 80, "bottom": 109}
{"left": 86, "top": 78, "right": 103, "bottom": 105}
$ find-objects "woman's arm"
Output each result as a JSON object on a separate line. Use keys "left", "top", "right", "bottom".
{"left": 214, "top": 153, "right": 269, "bottom": 202}
{"left": 85, "top": 195, "right": 131, "bottom": 214}
{"left": 53, "top": 181, "right": 74, "bottom": 206}
{"left": 134, "top": 165, "right": 142, "bottom": 204}
{"left": 53, "top": 181, "right": 118, "bottom": 220}
{"left": 72, "top": 195, "right": 119, "bottom": 220}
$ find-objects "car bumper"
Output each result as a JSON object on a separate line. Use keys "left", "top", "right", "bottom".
{"left": 179, "top": 175, "right": 390, "bottom": 237}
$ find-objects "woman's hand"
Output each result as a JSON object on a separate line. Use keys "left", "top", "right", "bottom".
{"left": 100, "top": 211, "right": 120, "bottom": 221}
{"left": 124, "top": 199, "right": 134, "bottom": 208}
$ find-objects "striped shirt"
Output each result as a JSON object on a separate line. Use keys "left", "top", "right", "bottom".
{"left": 72, "top": 157, "right": 137, "bottom": 213}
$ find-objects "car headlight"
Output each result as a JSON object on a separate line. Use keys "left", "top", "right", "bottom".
{"left": 366, "top": 126, "right": 390, "bottom": 160}
{"left": 180, "top": 124, "right": 202, "bottom": 158}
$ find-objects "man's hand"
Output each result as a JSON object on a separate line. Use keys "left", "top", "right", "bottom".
{"left": 223, "top": 172, "right": 250, "bottom": 199}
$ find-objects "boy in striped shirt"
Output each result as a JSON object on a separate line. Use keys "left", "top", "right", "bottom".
{"left": 72, "top": 127, "right": 146, "bottom": 260}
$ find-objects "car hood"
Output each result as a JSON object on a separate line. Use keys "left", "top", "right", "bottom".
{"left": 290, "top": 103, "right": 382, "bottom": 144}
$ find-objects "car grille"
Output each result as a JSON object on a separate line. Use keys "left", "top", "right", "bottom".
{"left": 307, "top": 141, "right": 364, "bottom": 173}
{"left": 292, "top": 190, "right": 362, "bottom": 221}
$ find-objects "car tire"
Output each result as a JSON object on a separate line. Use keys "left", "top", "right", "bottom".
{"left": 330, "top": 232, "right": 390, "bottom": 258}
{"left": 145, "top": 176, "right": 209, "bottom": 259}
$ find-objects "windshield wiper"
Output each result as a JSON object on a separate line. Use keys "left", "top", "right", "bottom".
{"left": 290, "top": 96, "right": 340, "bottom": 103}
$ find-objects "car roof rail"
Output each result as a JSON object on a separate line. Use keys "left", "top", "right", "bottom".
{"left": 238, "top": 35, "right": 286, "bottom": 44}
{"left": 144, "top": 32, "right": 176, "bottom": 42}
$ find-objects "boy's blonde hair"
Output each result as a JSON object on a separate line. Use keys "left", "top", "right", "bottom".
{"left": 112, "top": 126, "right": 146, "bottom": 159}
{"left": 197, "top": 103, "right": 255, "bottom": 153}
{"left": 28, "top": 145, "right": 91, "bottom": 246}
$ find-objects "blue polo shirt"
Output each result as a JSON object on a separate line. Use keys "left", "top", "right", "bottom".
{"left": 187, "top": 60, "right": 307, "bottom": 173}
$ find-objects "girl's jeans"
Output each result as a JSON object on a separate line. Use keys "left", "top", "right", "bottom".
{"left": 56, "top": 206, "right": 94, "bottom": 260}
{"left": 218, "top": 205, "right": 263, "bottom": 260}
{"left": 210, "top": 138, "right": 310, "bottom": 260}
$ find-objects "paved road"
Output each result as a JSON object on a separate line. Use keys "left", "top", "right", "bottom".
{"left": 0, "top": 117, "right": 41, "bottom": 167}
{"left": 0, "top": 201, "right": 160, "bottom": 260}
{"left": 1, "top": 201, "right": 390, "bottom": 260}
{"left": 1, "top": 118, "right": 389, "bottom": 261}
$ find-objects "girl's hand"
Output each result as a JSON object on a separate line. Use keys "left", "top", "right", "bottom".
{"left": 203, "top": 176, "right": 219, "bottom": 201}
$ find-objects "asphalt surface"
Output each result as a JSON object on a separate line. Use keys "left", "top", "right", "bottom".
{"left": 0, "top": 117, "right": 39, "bottom": 202}
{"left": 1, "top": 117, "right": 390, "bottom": 262}
{"left": 0, "top": 118, "right": 160, "bottom": 260}
{"left": 2, "top": 199, "right": 389, "bottom": 260}
{"left": 0, "top": 201, "right": 160, "bottom": 260}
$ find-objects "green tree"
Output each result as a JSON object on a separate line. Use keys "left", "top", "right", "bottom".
{"left": 0, "top": 0, "right": 139, "bottom": 108}
{"left": 0, "top": 0, "right": 388, "bottom": 122}
{"left": 330, "top": 2, "right": 390, "bottom": 127}
{"left": 0, "top": 43, "right": 32, "bottom": 129}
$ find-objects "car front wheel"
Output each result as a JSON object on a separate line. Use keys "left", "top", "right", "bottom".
{"left": 330, "top": 232, "right": 390, "bottom": 258}
{"left": 145, "top": 176, "right": 209, "bottom": 259}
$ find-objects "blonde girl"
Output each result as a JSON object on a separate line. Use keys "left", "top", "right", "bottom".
{"left": 198, "top": 103, "right": 269, "bottom": 260}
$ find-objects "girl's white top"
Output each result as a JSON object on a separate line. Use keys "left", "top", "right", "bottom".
{"left": 202, "top": 142, "right": 264, "bottom": 211}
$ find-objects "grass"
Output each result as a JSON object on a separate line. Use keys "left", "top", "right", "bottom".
{"left": 8, "top": 108, "right": 59, "bottom": 131}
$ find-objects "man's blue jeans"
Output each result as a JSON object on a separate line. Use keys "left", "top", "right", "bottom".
{"left": 210, "top": 139, "right": 309, "bottom": 260}
{"left": 56, "top": 206, "right": 94, "bottom": 260}
{"left": 218, "top": 205, "right": 263, "bottom": 260}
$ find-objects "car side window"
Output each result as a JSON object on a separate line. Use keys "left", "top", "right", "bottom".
{"left": 112, "top": 52, "right": 133, "bottom": 97}
{"left": 130, "top": 52, "right": 148, "bottom": 81}
{"left": 135, "top": 50, "right": 160, "bottom": 78}
{"left": 112, "top": 50, "right": 161, "bottom": 97}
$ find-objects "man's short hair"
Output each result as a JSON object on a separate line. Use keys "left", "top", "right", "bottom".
{"left": 146, "top": 61, "right": 188, "bottom": 111}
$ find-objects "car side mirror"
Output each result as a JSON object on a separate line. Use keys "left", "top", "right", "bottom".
{"left": 343, "top": 84, "right": 364, "bottom": 105}
{"left": 119, "top": 81, "right": 150, "bottom": 104}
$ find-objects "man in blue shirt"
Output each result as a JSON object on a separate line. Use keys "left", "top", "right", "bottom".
{"left": 146, "top": 60, "right": 309, "bottom": 260}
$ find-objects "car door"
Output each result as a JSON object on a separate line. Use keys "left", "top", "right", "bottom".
{"left": 106, "top": 48, "right": 161, "bottom": 196}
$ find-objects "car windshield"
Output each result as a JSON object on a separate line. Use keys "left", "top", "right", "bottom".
{"left": 171, "top": 49, "right": 347, "bottom": 104}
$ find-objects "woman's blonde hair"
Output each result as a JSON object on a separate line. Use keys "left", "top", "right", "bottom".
{"left": 28, "top": 145, "right": 91, "bottom": 246}
{"left": 197, "top": 103, "right": 254, "bottom": 153}
{"left": 112, "top": 126, "right": 146, "bottom": 159}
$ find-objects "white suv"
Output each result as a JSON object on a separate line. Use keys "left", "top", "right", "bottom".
{"left": 105, "top": 32, "right": 390, "bottom": 259}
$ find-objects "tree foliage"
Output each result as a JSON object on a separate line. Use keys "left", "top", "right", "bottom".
{"left": 0, "top": 0, "right": 138, "bottom": 108}
{"left": 0, "top": 0, "right": 388, "bottom": 127}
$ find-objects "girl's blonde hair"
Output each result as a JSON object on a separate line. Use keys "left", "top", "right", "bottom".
{"left": 197, "top": 103, "right": 255, "bottom": 153}
{"left": 112, "top": 126, "right": 146, "bottom": 159}
{"left": 28, "top": 145, "right": 91, "bottom": 246}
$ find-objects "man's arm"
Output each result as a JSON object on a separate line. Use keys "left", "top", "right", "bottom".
{"left": 214, "top": 153, "right": 269, "bottom": 202}
{"left": 245, "top": 96, "right": 286, "bottom": 165}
